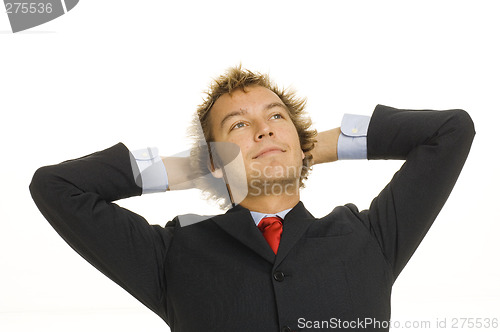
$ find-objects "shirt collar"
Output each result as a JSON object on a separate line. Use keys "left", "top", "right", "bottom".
{"left": 250, "top": 208, "right": 292, "bottom": 226}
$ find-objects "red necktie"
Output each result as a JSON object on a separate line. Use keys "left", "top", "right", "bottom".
{"left": 257, "top": 216, "right": 283, "bottom": 254}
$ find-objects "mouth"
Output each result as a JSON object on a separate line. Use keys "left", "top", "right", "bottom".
{"left": 253, "top": 148, "right": 286, "bottom": 159}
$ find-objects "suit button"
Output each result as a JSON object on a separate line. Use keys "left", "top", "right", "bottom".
{"left": 273, "top": 271, "right": 285, "bottom": 282}
{"left": 281, "top": 326, "right": 292, "bottom": 332}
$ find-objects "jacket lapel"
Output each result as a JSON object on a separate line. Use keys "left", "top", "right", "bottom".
{"left": 212, "top": 205, "right": 276, "bottom": 264}
{"left": 275, "top": 201, "right": 316, "bottom": 267}
{"left": 212, "top": 201, "right": 316, "bottom": 266}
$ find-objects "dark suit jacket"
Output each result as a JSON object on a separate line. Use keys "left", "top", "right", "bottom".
{"left": 29, "top": 105, "right": 475, "bottom": 332}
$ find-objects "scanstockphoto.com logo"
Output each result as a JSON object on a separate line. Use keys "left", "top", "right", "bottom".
{"left": 3, "top": 0, "right": 78, "bottom": 33}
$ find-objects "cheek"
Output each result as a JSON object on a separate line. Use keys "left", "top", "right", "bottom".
{"left": 289, "top": 131, "right": 303, "bottom": 152}
{"left": 292, "top": 135, "right": 305, "bottom": 161}
{"left": 227, "top": 138, "right": 251, "bottom": 158}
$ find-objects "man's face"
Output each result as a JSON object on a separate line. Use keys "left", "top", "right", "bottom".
{"left": 209, "top": 85, "right": 305, "bottom": 194}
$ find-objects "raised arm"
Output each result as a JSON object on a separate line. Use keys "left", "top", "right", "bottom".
{"left": 356, "top": 105, "right": 475, "bottom": 280}
{"left": 29, "top": 143, "right": 174, "bottom": 322}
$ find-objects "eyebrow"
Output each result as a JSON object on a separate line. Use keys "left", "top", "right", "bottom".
{"left": 219, "top": 102, "right": 288, "bottom": 129}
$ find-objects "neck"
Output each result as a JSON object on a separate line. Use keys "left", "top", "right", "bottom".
{"left": 239, "top": 192, "right": 300, "bottom": 214}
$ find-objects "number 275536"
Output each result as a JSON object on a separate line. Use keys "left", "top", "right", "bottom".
{"left": 5, "top": 2, "right": 53, "bottom": 14}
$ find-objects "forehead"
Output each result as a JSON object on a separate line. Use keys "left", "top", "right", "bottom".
{"left": 212, "top": 86, "right": 282, "bottom": 115}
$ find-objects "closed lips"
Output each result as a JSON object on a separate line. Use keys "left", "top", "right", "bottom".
{"left": 254, "top": 147, "right": 285, "bottom": 159}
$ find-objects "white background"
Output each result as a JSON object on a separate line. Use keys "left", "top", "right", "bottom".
{"left": 1, "top": 0, "right": 499, "bottom": 331}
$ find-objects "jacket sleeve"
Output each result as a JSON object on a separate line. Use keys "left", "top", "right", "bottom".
{"left": 358, "top": 105, "right": 475, "bottom": 281}
{"left": 29, "top": 142, "right": 174, "bottom": 322}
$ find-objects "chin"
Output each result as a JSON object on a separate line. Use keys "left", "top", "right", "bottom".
{"left": 246, "top": 175, "right": 301, "bottom": 197}
{"left": 249, "top": 160, "right": 303, "bottom": 178}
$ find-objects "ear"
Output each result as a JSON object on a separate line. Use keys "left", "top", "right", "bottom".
{"left": 206, "top": 157, "right": 224, "bottom": 179}
{"left": 301, "top": 150, "right": 305, "bottom": 160}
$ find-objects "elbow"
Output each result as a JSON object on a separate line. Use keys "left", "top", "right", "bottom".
{"left": 29, "top": 166, "right": 55, "bottom": 206}
{"left": 451, "top": 109, "right": 476, "bottom": 144}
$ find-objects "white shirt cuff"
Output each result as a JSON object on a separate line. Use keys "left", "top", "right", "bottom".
{"left": 337, "top": 114, "right": 371, "bottom": 160}
{"left": 131, "top": 147, "right": 169, "bottom": 194}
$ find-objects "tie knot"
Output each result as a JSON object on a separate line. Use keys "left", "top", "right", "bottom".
{"left": 257, "top": 216, "right": 283, "bottom": 255}
{"left": 258, "top": 216, "right": 283, "bottom": 232}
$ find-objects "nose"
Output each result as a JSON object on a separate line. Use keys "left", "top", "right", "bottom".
{"left": 255, "top": 121, "right": 274, "bottom": 141}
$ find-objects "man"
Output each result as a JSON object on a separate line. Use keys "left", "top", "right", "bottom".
{"left": 30, "top": 66, "right": 475, "bottom": 331}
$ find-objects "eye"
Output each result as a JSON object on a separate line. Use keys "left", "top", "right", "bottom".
{"left": 230, "top": 121, "right": 247, "bottom": 131}
{"left": 271, "top": 113, "right": 284, "bottom": 120}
